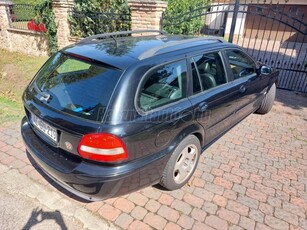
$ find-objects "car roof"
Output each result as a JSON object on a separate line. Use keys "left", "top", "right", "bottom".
{"left": 62, "top": 33, "right": 236, "bottom": 70}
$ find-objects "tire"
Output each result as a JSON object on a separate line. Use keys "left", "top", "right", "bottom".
{"left": 160, "top": 135, "right": 201, "bottom": 190}
{"left": 256, "top": 83, "right": 276, "bottom": 114}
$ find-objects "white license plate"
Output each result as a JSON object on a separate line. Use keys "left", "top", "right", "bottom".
{"left": 32, "top": 114, "right": 57, "bottom": 142}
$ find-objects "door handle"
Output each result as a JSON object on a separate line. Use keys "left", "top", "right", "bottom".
{"left": 239, "top": 85, "right": 247, "bottom": 93}
{"left": 198, "top": 102, "right": 208, "bottom": 112}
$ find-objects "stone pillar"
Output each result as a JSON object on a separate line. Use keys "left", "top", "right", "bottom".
{"left": 128, "top": 0, "right": 168, "bottom": 31}
{"left": 0, "top": 0, "right": 12, "bottom": 50}
{"left": 52, "top": 0, "right": 74, "bottom": 49}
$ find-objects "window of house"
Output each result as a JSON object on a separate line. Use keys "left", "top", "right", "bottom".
{"left": 138, "top": 60, "right": 187, "bottom": 112}
{"left": 225, "top": 50, "right": 256, "bottom": 79}
{"left": 192, "top": 52, "right": 227, "bottom": 93}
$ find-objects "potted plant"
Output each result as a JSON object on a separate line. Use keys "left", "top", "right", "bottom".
{"left": 27, "top": 16, "right": 46, "bottom": 33}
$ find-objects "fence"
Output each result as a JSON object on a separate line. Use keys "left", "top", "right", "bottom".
{"left": 8, "top": 4, "right": 43, "bottom": 32}
{"left": 162, "top": 0, "right": 307, "bottom": 93}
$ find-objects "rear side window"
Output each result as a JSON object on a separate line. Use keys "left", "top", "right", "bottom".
{"left": 33, "top": 52, "right": 122, "bottom": 122}
{"left": 138, "top": 60, "right": 187, "bottom": 112}
{"left": 192, "top": 52, "right": 227, "bottom": 93}
{"left": 225, "top": 50, "right": 256, "bottom": 79}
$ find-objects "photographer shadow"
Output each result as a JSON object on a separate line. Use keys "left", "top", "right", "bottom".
{"left": 22, "top": 208, "right": 67, "bottom": 230}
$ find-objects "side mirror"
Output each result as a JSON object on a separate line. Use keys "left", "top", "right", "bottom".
{"left": 257, "top": 65, "right": 272, "bottom": 75}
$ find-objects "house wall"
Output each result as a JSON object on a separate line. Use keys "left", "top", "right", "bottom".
{"left": 244, "top": 4, "right": 307, "bottom": 42}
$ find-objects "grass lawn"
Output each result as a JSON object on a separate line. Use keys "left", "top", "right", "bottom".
{"left": 0, "top": 49, "right": 47, "bottom": 124}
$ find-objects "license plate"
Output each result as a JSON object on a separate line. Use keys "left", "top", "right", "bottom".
{"left": 31, "top": 114, "right": 57, "bottom": 143}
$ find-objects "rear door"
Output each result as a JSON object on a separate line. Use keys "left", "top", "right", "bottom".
{"left": 188, "top": 51, "right": 239, "bottom": 145}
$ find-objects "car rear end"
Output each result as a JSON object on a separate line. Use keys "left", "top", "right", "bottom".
{"left": 21, "top": 51, "right": 139, "bottom": 200}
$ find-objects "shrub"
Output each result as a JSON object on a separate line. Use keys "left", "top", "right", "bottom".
{"left": 69, "top": 0, "right": 130, "bottom": 38}
{"left": 163, "top": 0, "right": 211, "bottom": 35}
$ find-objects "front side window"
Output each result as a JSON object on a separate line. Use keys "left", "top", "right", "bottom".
{"left": 192, "top": 52, "right": 227, "bottom": 93}
{"left": 225, "top": 50, "right": 256, "bottom": 79}
{"left": 33, "top": 52, "right": 122, "bottom": 122}
{"left": 138, "top": 60, "right": 187, "bottom": 112}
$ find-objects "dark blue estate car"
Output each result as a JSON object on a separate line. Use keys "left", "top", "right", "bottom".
{"left": 21, "top": 30, "right": 278, "bottom": 201}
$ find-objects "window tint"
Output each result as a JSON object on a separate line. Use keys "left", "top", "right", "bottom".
{"left": 225, "top": 50, "right": 256, "bottom": 79}
{"left": 139, "top": 60, "right": 187, "bottom": 111}
{"left": 192, "top": 52, "right": 226, "bottom": 92}
{"left": 34, "top": 52, "right": 122, "bottom": 122}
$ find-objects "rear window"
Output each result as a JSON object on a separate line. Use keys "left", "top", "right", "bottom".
{"left": 33, "top": 52, "right": 122, "bottom": 122}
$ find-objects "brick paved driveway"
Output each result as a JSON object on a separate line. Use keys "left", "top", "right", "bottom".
{"left": 0, "top": 89, "right": 306, "bottom": 230}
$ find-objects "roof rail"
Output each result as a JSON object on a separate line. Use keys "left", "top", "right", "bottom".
{"left": 79, "top": 30, "right": 167, "bottom": 44}
{"left": 138, "top": 36, "right": 226, "bottom": 60}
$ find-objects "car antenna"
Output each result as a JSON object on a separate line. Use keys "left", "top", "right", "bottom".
{"left": 110, "top": 35, "right": 118, "bottom": 47}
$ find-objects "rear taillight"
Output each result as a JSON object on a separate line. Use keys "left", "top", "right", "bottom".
{"left": 78, "top": 133, "right": 128, "bottom": 162}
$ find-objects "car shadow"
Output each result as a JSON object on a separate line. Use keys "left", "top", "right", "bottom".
{"left": 275, "top": 89, "right": 307, "bottom": 111}
{"left": 22, "top": 208, "right": 68, "bottom": 230}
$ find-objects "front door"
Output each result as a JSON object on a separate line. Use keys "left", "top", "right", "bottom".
{"left": 223, "top": 49, "right": 266, "bottom": 121}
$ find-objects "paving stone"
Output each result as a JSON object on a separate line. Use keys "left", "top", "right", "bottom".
{"left": 267, "top": 196, "right": 282, "bottom": 208}
{"left": 193, "top": 187, "right": 214, "bottom": 201}
{"left": 177, "top": 214, "right": 195, "bottom": 229}
{"left": 239, "top": 216, "right": 256, "bottom": 229}
{"left": 275, "top": 208, "right": 299, "bottom": 226}
{"left": 114, "top": 197, "right": 135, "bottom": 213}
{"left": 202, "top": 201, "right": 218, "bottom": 214}
{"left": 212, "top": 194, "right": 228, "bottom": 207}
{"left": 193, "top": 221, "right": 215, "bottom": 230}
{"left": 141, "top": 187, "right": 161, "bottom": 200}
{"left": 283, "top": 202, "right": 306, "bottom": 218}
{"left": 246, "top": 188, "right": 267, "bottom": 202}
{"left": 201, "top": 172, "right": 215, "bottom": 182}
{"left": 128, "top": 220, "right": 151, "bottom": 230}
{"left": 205, "top": 215, "right": 228, "bottom": 230}
{"left": 85, "top": 201, "right": 104, "bottom": 213}
{"left": 157, "top": 205, "right": 179, "bottom": 222}
{"left": 131, "top": 206, "right": 147, "bottom": 220}
{"left": 263, "top": 178, "right": 283, "bottom": 190}
{"left": 265, "top": 215, "right": 289, "bottom": 230}
{"left": 145, "top": 199, "right": 161, "bottom": 213}
{"left": 183, "top": 193, "right": 204, "bottom": 208}
{"left": 74, "top": 207, "right": 112, "bottom": 230}
{"left": 214, "top": 176, "right": 233, "bottom": 190}
{"left": 229, "top": 226, "right": 244, "bottom": 230}
{"left": 205, "top": 182, "right": 225, "bottom": 195}
{"left": 217, "top": 208, "right": 240, "bottom": 224}
{"left": 227, "top": 200, "right": 249, "bottom": 216}
{"left": 164, "top": 222, "right": 181, "bottom": 230}
{"left": 249, "top": 209, "right": 265, "bottom": 223}
{"left": 223, "top": 189, "right": 237, "bottom": 200}
{"left": 191, "top": 208, "right": 207, "bottom": 222}
{"left": 170, "top": 189, "right": 185, "bottom": 200}
{"left": 192, "top": 177, "right": 206, "bottom": 187}
{"left": 128, "top": 192, "right": 149, "bottom": 206}
{"left": 143, "top": 212, "right": 167, "bottom": 229}
{"left": 98, "top": 204, "right": 121, "bottom": 221}
{"left": 255, "top": 183, "right": 276, "bottom": 196}
{"left": 171, "top": 199, "right": 192, "bottom": 215}
{"left": 233, "top": 183, "right": 247, "bottom": 194}
{"left": 223, "top": 172, "right": 242, "bottom": 184}
{"left": 158, "top": 193, "right": 174, "bottom": 206}
{"left": 238, "top": 194, "right": 259, "bottom": 209}
{"left": 115, "top": 213, "right": 133, "bottom": 229}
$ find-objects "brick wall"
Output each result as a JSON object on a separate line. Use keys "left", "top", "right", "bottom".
{"left": 128, "top": 0, "right": 167, "bottom": 31}
{"left": 0, "top": 0, "right": 168, "bottom": 56}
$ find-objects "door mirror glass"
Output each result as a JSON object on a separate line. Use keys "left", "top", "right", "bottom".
{"left": 258, "top": 65, "right": 272, "bottom": 75}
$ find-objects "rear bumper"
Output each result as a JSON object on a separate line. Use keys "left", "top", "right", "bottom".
{"left": 21, "top": 117, "right": 169, "bottom": 201}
